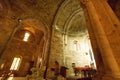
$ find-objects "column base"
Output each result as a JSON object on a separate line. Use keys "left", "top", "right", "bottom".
{"left": 93, "top": 73, "right": 120, "bottom": 80}
{"left": 102, "top": 76, "right": 120, "bottom": 80}
{"left": 92, "top": 72, "right": 104, "bottom": 80}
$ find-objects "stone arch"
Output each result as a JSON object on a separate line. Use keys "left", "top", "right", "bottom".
{"left": 14, "top": 18, "right": 50, "bottom": 68}
{"left": 50, "top": 0, "right": 98, "bottom": 75}
{"left": 54, "top": 0, "right": 82, "bottom": 33}
{"left": 64, "top": 9, "right": 87, "bottom": 36}
{"left": 16, "top": 18, "right": 49, "bottom": 39}
{"left": 1, "top": 17, "right": 50, "bottom": 76}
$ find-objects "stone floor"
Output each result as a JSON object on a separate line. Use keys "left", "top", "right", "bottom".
{"left": 0, "top": 69, "right": 94, "bottom": 80}
{"left": 66, "top": 74, "right": 92, "bottom": 80}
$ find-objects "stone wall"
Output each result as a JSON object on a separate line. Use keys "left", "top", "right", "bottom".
{"left": 1, "top": 39, "right": 37, "bottom": 76}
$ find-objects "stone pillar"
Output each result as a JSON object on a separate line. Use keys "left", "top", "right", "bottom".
{"left": 101, "top": 0, "right": 120, "bottom": 67}
{"left": 80, "top": 0, "right": 120, "bottom": 80}
{"left": 90, "top": 0, "right": 120, "bottom": 65}
{"left": 82, "top": 3, "right": 105, "bottom": 80}
{"left": 101, "top": 0, "right": 120, "bottom": 33}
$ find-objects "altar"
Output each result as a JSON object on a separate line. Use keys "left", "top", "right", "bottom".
{"left": 73, "top": 66, "right": 96, "bottom": 78}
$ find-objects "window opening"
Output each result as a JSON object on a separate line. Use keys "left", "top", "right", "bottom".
{"left": 23, "top": 32, "right": 30, "bottom": 42}
{"left": 10, "top": 57, "right": 21, "bottom": 70}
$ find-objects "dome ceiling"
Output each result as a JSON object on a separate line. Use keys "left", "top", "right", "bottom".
{"left": 54, "top": 0, "right": 88, "bottom": 37}
{"left": 67, "top": 12, "right": 87, "bottom": 36}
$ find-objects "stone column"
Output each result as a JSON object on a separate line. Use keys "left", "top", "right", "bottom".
{"left": 80, "top": 0, "right": 120, "bottom": 80}
{"left": 82, "top": 3, "right": 105, "bottom": 80}
{"left": 101, "top": 0, "right": 120, "bottom": 67}
{"left": 101, "top": 0, "right": 120, "bottom": 33}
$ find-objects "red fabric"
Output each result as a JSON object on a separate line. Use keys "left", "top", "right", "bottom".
{"left": 74, "top": 67, "right": 92, "bottom": 71}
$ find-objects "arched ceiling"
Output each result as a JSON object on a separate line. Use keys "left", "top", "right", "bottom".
{"left": 0, "top": 0, "right": 64, "bottom": 26}
{"left": 67, "top": 11, "right": 87, "bottom": 36}
{"left": 0, "top": 0, "right": 119, "bottom": 35}
{"left": 0, "top": 0, "right": 119, "bottom": 50}
{"left": 54, "top": 0, "right": 88, "bottom": 37}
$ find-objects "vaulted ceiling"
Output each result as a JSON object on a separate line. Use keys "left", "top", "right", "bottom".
{"left": 0, "top": 0, "right": 120, "bottom": 50}
{"left": 0, "top": 0, "right": 119, "bottom": 36}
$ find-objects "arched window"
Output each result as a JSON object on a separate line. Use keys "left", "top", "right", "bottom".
{"left": 14, "top": 29, "right": 35, "bottom": 43}
{"left": 73, "top": 40, "right": 80, "bottom": 51}
{"left": 10, "top": 57, "right": 22, "bottom": 70}
{"left": 23, "top": 32, "right": 30, "bottom": 42}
